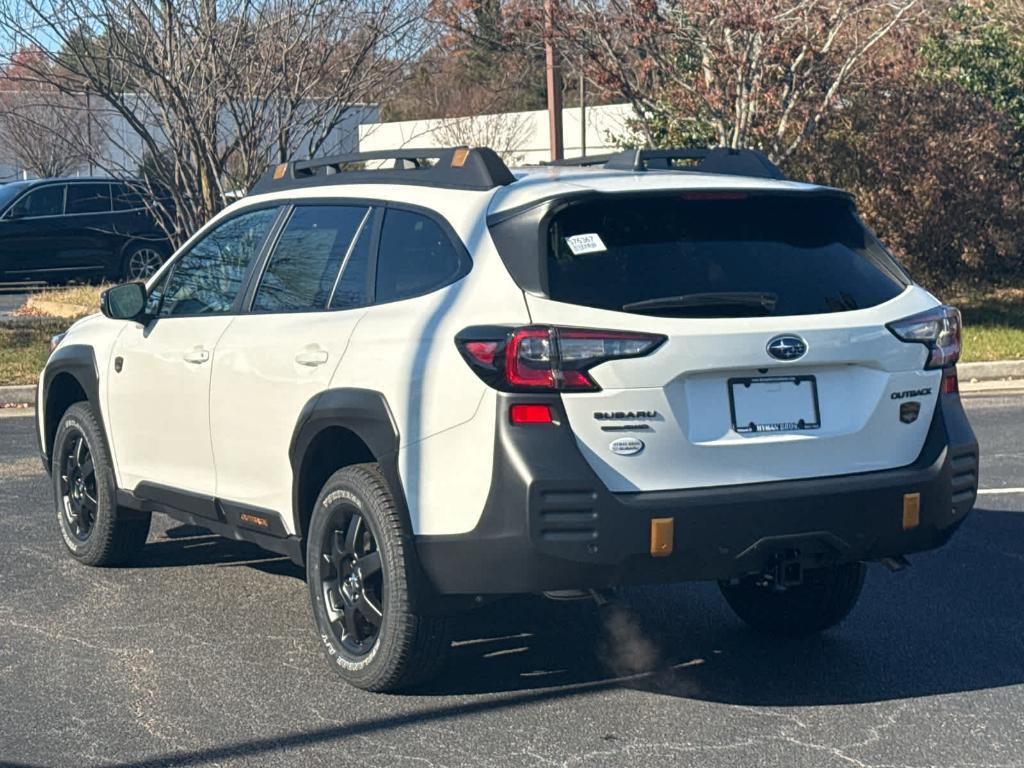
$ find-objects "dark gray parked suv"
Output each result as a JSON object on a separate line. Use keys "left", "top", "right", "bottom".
{"left": 0, "top": 177, "right": 171, "bottom": 284}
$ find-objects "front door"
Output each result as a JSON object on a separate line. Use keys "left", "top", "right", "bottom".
{"left": 105, "top": 205, "right": 281, "bottom": 496}
{"left": 0, "top": 183, "right": 68, "bottom": 281}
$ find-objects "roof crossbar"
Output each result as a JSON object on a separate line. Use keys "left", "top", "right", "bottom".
{"left": 542, "top": 153, "right": 617, "bottom": 167}
{"left": 249, "top": 146, "right": 516, "bottom": 195}
{"left": 604, "top": 147, "right": 786, "bottom": 180}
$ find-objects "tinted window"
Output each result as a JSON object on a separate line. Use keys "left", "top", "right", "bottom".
{"left": 159, "top": 207, "right": 278, "bottom": 317}
{"left": 66, "top": 183, "right": 111, "bottom": 214}
{"left": 375, "top": 209, "right": 466, "bottom": 303}
{"left": 0, "top": 181, "right": 30, "bottom": 212}
{"left": 329, "top": 217, "right": 373, "bottom": 310}
{"left": 547, "top": 194, "right": 906, "bottom": 317}
{"left": 252, "top": 205, "right": 369, "bottom": 313}
{"left": 112, "top": 183, "right": 146, "bottom": 211}
{"left": 8, "top": 185, "right": 65, "bottom": 218}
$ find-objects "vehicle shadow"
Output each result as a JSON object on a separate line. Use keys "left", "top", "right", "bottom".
{"left": 136, "top": 507, "right": 1024, "bottom": 707}
{"left": 416, "top": 505, "right": 1024, "bottom": 706}
{"left": 133, "top": 523, "right": 304, "bottom": 579}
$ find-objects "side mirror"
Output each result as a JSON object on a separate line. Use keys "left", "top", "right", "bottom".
{"left": 101, "top": 282, "right": 148, "bottom": 322}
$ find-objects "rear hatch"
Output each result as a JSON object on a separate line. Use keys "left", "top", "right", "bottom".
{"left": 489, "top": 189, "right": 946, "bottom": 492}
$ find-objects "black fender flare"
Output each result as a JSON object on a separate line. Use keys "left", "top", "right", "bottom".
{"left": 288, "top": 388, "right": 408, "bottom": 538}
{"left": 39, "top": 343, "right": 105, "bottom": 470}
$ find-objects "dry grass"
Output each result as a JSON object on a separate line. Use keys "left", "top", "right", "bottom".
{"left": 14, "top": 283, "right": 109, "bottom": 319}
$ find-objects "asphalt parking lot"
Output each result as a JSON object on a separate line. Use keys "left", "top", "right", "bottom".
{"left": 1, "top": 392, "right": 1023, "bottom": 768}
{"left": 0, "top": 289, "right": 29, "bottom": 316}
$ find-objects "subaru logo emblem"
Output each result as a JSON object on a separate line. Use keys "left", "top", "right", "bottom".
{"left": 766, "top": 335, "right": 807, "bottom": 361}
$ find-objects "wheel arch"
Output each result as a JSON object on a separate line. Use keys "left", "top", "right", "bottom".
{"left": 40, "top": 344, "right": 104, "bottom": 472}
{"left": 289, "top": 388, "right": 409, "bottom": 547}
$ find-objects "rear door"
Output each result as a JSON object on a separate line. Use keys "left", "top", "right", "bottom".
{"left": 61, "top": 182, "right": 119, "bottom": 277}
{"left": 209, "top": 203, "right": 374, "bottom": 518}
{"left": 514, "top": 191, "right": 941, "bottom": 492}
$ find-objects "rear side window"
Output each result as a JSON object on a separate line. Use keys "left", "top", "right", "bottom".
{"left": 329, "top": 218, "right": 373, "bottom": 310}
{"left": 547, "top": 194, "right": 907, "bottom": 317}
{"left": 112, "top": 183, "right": 146, "bottom": 211}
{"left": 252, "top": 205, "right": 369, "bottom": 313}
{"left": 8, "top": 185, "right": 65, "bottom": 218}
{"left": 66, "top": 183, "right": 111, "bottom": 214}
{"left": 375, "top": 209, "right": 467, "bottom": 303}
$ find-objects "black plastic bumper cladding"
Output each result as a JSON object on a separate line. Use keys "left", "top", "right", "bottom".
{"left": 414, "top": 391, "right": 979, "bottom": 595}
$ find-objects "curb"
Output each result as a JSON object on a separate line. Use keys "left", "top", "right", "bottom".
{"left": 0, "top": 385, "right": 35, "bottom": 407}
{"left": 958, "top": 360, "right": 1024, "bottom": 384}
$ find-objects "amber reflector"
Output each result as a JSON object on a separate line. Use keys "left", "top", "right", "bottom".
{"left": 902, "top": 493, "right": 921, "bottom": 530}
{"left": 650, "top": 517, "right": 674, "bottom": 557}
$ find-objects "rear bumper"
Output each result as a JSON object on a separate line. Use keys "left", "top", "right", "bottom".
{"left": 415, "top": 391, "right": 978, "bottom": 595}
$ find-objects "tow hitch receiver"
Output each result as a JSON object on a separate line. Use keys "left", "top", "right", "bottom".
{"left": 759, "top": 551, "right": 804, "bottom": 591}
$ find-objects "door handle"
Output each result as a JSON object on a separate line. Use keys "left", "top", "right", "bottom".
{"left": 183, "top": 346, "right": 210, "bottom": 365}
{"left": 295, "top": 348, "right": 329, "bottom": 367}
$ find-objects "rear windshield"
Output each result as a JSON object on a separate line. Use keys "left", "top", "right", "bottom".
{"left": 547, "top": 194, "right": 907, "bottom": 317}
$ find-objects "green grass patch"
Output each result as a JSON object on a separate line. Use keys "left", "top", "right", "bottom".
{"left": 0, "top": 319, "right": 71, "bottom": 386}
{"left": 956, "top": 289, "right": 1024, "bottom": 363}
{"left": 1, "top": 285, "right": 107, "bottom": 387}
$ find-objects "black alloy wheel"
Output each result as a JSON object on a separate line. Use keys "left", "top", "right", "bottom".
{"left": 59, "top": 429, "right": 98, "bottom": 542}
{"left": 318, "top": 508, "right": 385, "bottom": 656}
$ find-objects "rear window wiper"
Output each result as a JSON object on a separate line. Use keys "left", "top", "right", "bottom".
{"left": 622, "top": 291, "right": 778, "bottom": 314}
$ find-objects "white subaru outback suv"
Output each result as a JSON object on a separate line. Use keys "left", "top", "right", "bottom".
{"left": 38, "top": 146, "right": 979, "bottom": 691}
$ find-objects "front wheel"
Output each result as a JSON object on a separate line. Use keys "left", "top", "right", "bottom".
{"left": 52, "top": 402, "right": 151, "bottom": 566}
{"left": 306, "top": 464, "right": 449, "bottom": 691}
{"left": 719, "top": 562, "right": 866, "bottom": 636}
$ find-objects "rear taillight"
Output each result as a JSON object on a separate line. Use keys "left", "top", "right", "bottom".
{"left": 457, "top": 326, "right": 665, "bottom": 392}
{"left": 887, "top": 305, "right": 961, "bottom": 369}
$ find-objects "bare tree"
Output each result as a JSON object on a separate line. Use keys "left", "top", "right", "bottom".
{"left": 429, "top": 110, "right": 533, "bottom": 164}
{"left": 0, "top": 0, "right": 425, "bottom": 245}
{"left": 552, "top": 0, "right": 930, "bottom": 161}
{"left": 0, "top": 90, "right": 106, "bottom": 177}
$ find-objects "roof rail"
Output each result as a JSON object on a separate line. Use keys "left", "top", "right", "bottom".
{"left": 603, "top": 147, "right": 786, "bottom": 180}
{"left": 249, "top": 146, "right": 516, "bottom": 195}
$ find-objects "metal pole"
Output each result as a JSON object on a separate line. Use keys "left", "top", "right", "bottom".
{"left": 85, "top": 88, "right": 94, "bottom": 176}
{"left": 579, "top": 62, "right": 586, "bottom": 157}
{"left": 544, "top": 0, "right": 564, "bottom": 161}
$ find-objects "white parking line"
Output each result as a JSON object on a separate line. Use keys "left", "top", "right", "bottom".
{"left": 977, "top": 488, "right": 1024, "bottom": 495}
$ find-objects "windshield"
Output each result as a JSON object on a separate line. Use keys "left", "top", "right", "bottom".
{"left": 0, "top": 181, "right": 31, "bottom": 213}
{"left": 547, "top": 193, "right": 908, "bottom": 317}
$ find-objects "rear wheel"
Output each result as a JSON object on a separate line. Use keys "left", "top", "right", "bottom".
{"left": 306, "top": 464, "right": 448, "bottom": 691}
{"left": 121, "top": 243, "right": 165, "bottom": 281}
{"left": 52, "top": 402, "right": 151, "bottom": 566}
{"left": 719, "top": 562, "right": 865, "bottom": 636}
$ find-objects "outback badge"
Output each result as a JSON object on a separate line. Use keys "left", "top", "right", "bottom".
{"left": 899, "top": 401, "right": 921, "bottom": 424}
{"left": 609, "top": 437, "right": 645, "bottom": 456}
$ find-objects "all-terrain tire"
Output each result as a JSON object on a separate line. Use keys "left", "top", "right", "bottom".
{"left": 52, "top": 401, "right": 151, "bottom": 566}
{"left": 306, "top": 463, "right": 449, "bottom": 692}
{"left": 719, "top": 562, "right": 866, "bottom": 636}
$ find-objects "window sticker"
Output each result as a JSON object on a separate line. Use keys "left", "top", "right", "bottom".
{"left": 564, "top": 233, "right": 607, "bottom": 255}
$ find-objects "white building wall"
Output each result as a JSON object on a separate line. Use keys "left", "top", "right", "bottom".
{"left": 358, "top": 103, "right": 636, "bottom": 165}
{"left": 0, "top": 101, "right": 379, "bottom": 182}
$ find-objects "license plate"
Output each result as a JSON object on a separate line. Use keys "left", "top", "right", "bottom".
{"left": 728, "top": 376, "right": 821, "bottom": 434}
